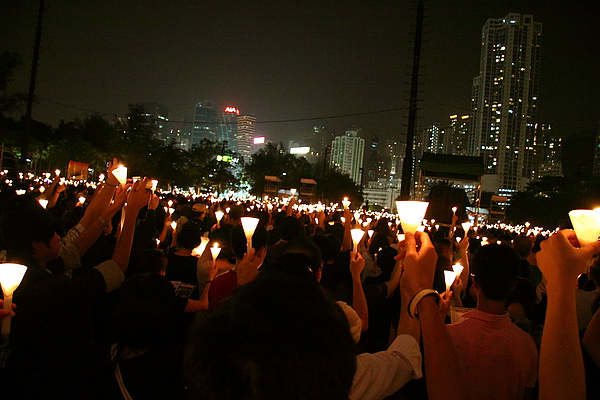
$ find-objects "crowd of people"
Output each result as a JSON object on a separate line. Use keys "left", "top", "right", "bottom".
{"left": 0, "top": 161, "right": 599, "bottom": 400}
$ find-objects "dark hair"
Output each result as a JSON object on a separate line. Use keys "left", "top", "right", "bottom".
{"left": 230, "top": 224, "right": 269, "bottom": 259}
{"left": 184, "top": 273, "right": 356, "bottom": 400}
{"left": 0, "top": 194, "right": 57, "bottom": 263}
{"left": 136, "top": 249, "right": 168, "bottom": 274}
{"left": 369, "top": 233, "right": 390, "bottom": 256}
{"left": 506, "top": 278, "right": 537, "bottom": 316}
{"left": 471, "top": 243, "right": 520, "bottom": 301}
{"left": 178, "top": 223, "right": 202, "bottom": 250}
{"left": 512, "top": 235, "right": 533, "bottom": 259}
{"left": 310, "top": 234, "right": 340, "bottom": 263}
{"left": 280, "top": 216, "right": 305, "bottom": 241}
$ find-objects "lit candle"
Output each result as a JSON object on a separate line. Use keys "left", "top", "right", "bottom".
{"left": 290, "top": 188, "right": 297, "bottom": 196}
{"left": 397, "top": 233, "right": 405, "bottom": 243}
{"left": 78, "top": 196, "right": 86, "bottom": 205}
{"left": 171, "top": 221, "right": 177, "bottom": 230}
{"left": 54, "top": 169, "right": 60, "bottom": 176}
{"left": 112, "top": 165, "right": 128, "bottom": 185}
{"left": 351, "top": 229, "right": 365, "bottom": 254}
{"left": 452, "top": 206, "right": 458, "bottom": 216}
{"left": 452, "top": 262, "right": 464, "bottom": 277}
{"left": 444, "top": 270, "right": 457, "bottom": 297}
{"left": 151, "top": 180, "right": 158, "bottom": 191}
{"left": 192, "top": 237, "right": 210, "bottom": 257}
{"left": 168, "top": 200, "right": 173, "bottom": 207}
{"left": 461, "top": 222, "right": 472, "bottom": 238}
{"left": 38, "top": 199, "right": 49, "bottom": 209}
{"left": 342, "top": 197, "right": 351, "bottom": 210}
{"left": 368, "top": 229, "right": 374, "bottom": 239}
{"left": 569, "top": 209, "right": 600, "bottom": 246}
{"left": 241, "top": 217, "right": 260, "bottom": 254}
{"left": 215, "top": 210, "right": 225, "bottom": 224}
{"left": 210, "top": 243, "right": 221, "bottom": 267}
{"left": 0, "top": 263, "right": 27, "bottom": 334}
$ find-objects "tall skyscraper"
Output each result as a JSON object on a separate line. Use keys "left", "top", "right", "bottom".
{"left": 192, "top": 101, "right": 219, "bottom": 146}
{"left": 331, "top": 129, "right": 365, "bottom": 185}
{"left": 220, "top": 106, "right": 240, "bottom": 150}
{"left": 236, "top": 114, "right": 256, "bottom": 162}
{"left": 424, "top": 123, "right": 445, "bottom": 154}
{"left": 468, "top": 13, "right": 542, "bottom": 195}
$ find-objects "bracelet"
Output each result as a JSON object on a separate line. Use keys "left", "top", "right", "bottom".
{"left": 408, "top": 289, "right": 440, "bottom": 319}
{"left": 98, "top": 215, "right": 109, "bottom": 228}
{"left": 204, "top": 280, "right": 212, "bottom": 285}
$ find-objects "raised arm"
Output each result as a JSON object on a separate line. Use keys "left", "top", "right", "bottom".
{"left": 537, "top": 230, "right": 600, "bottom": 400}
{"left": 111, "top": 178, "right": 151, "bottom": 273}
{"left": 400, "top": 231, "right": 467, "bottom": 400}
{"left": 349, "top": 251, "right": 369, "bottom": 332}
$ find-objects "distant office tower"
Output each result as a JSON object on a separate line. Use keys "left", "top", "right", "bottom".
{"left": 448, "top": 115, "right": 470, "bottom": 155}
{"left": 192, "top": 101, "right": 219, "bottom": 146}
{"left": 139, "top": 102, "right": 169, "bottom": 140}
{"left": 534, "top": 124, "right": 562, "bottom": 177}
{"left": 237, "top": 114, "right": 256, "bottom": 162}
{"left": 365, "top": 134, "right": 385, "bottom": 181}
{"left": 306, "top": 126, "right": 334, "bottom": 165}
{"left": 331, "top": 129, "right": 365, "bottom": 185}
{"left": 220, "top": 106, "right": 239, "bottom": 150}
{"left": 468, "top": 13, "right": 542, "bottom": 195}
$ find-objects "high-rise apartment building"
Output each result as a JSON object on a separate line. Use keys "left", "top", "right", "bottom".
{"left": 468, "top": 13, "right": 542, "bottom": 195}
{"left": 192, "top": 101, "right": 219, "bottom": 146}
{"left": 236, "top": 114, "right": 256, "bottom": 162}
{"left": 331, "top": 129, "right": 365, "bottom": 185}
{"left": 424, "top": 123, "right": 445, "bottom": 154}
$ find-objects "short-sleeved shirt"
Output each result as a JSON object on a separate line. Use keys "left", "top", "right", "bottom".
{"left": 446, "top": 309, "right": 538, "bottom": 400}
{"left": 350, "top": 334, "right": 422, "bottom": 400}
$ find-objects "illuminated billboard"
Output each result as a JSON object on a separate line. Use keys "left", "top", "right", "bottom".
{"left": 290, "top": 146, "right": 310, "bottom": 154}
{"left": 253, "top": 136, "right": 266, "bottom": 145}
{"left": 224, "top": 106, "right": 240, "bottom": 115}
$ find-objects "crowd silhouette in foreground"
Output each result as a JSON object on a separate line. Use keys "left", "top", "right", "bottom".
{"left": 0, "top": 161, "right": 599, "bottom": 400}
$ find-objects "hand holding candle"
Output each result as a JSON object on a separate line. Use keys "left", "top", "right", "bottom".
{"left": 396, "top": 201, "right": 429, "bottom": 235}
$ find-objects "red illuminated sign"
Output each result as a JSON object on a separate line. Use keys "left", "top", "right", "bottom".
{"left": 224, "top": 106, "right": 240, "bottom": 115}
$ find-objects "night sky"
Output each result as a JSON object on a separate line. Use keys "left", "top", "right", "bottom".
{"left": 1, "top": 0, "right": 598, "bottom": 149}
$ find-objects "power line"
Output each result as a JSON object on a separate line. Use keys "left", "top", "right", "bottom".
{"left": 37, "top": 96, "right": 597, "bottom": 132}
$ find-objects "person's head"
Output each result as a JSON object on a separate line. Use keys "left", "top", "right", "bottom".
{"left": 369, "top": 232, "right": 391, "bottom": 256}
{"left": 0, "top": 194, "right": 59, "bottom": 265}
{"left": 190, "top": 203, "right": 208, "bottom": 219}
{"left": 471, "top": 243, "right": 520, "bottom": 301}
{"left": 178, "top": 223, "right": 202, "bottom": 250}
{"left": 184, "top": 273, "right": 356, "bottom": 400}
{"left": 310, "top": 233, "right": 340, "bottom": 263}
{"left": 230, "top": 224, "right": 269, "bottom": 259}
{"left": 136, "top": 249, "right": 168, "bottom": 275}
{"left": 280, "top": 216, "right": 305, "bottom": 242}
{"left": 262, "top": 237, "right": 323, "bottom": 281}
{"left": 512, "top": 235, "right": 533, "bottom": 259}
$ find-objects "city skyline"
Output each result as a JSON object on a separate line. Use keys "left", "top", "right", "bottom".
{"left": 1, "top": 1, "right": 597, "bottom": 170}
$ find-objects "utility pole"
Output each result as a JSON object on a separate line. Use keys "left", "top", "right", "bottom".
{"left": 22, "top": 0, "right": 45, "bottom": 171}
{"left": 400, "top": 0, "right": 424, "bottom": 199}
